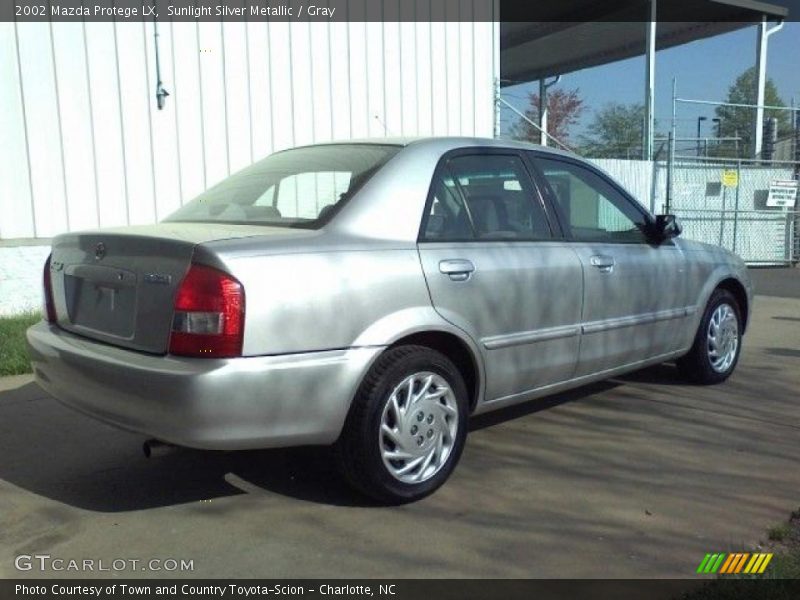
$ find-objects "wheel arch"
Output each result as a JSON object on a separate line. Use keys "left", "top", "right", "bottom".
{"left": 716, "top": 277, "right": 750, "bottom": 332}
{"left": 386, "top": 330, "right": 483, "bottom": 413}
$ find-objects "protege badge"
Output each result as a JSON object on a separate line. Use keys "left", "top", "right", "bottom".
{"left": 143, "top": 273, "right": 172, "bottom": 285}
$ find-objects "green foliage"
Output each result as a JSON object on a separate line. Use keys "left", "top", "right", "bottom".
{"left": 0, "top": 312, "right": 40, "bottom": 376}
{"left": 578, "top": 102, "right": 645, "bottom": 158}
{"left": 768, "top": 524, "right": 791, "bottom": 542}
{"left": 682, "top": 512, "right": 800, "bottom": 599}
{"left": 713, "top": 67, "right": 790, "bottom": 158}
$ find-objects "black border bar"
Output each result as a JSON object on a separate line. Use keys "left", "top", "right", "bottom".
{"left": 5, "top": 579, "right": 800, "bottom": 600}
{"left": 4, "top": 0, "right": 798, "bottom": 23}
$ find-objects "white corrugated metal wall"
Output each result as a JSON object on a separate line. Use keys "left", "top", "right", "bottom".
{"left": 0, "top": 17, "right": 499, "bottom": 241}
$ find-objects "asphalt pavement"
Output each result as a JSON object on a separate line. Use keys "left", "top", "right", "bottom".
{"left": 749, "top": 265, "right": 800, "bottom": 299}
{"left": 0, "top": 279, "right": 798, "bottom": 578}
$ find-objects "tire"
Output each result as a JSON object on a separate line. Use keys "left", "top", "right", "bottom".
{"left": 334, "top": 345, "right": 469, "bottom": 504}
{"left": 677, "top": 289, "right": 742, "bottom": 385}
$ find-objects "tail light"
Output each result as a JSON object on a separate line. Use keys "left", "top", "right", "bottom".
{"left": 168, "top": 264, "right": 245, "bottom": 358}
{"left": 43, "top": 254, "right": 56, "bottom": 323}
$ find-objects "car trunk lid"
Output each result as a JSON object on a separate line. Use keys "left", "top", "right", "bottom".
{"left": 48, "top": 222, "right": 295, "bottom": 354}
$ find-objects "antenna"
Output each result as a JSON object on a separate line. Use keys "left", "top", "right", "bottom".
{"left": 374, "top": 115, "right": 395, "bottom": 137}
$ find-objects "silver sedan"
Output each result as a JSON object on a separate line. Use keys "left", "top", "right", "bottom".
{"left": 27, "top": 138, "right": 753, "bottom": 503}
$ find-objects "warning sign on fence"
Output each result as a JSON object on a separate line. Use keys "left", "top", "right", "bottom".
{"left": 766, "top": 180, "right": 799, "bottom": 208}
{"left": 721, "top": 170, "right": 739, "bottom": 187}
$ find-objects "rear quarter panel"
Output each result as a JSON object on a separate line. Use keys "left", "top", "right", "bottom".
{"left": 213, "top": 248, "right": 445, "bottom": 356}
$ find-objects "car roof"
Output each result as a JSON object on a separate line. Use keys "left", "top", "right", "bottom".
{"left": 308, "top": 136, "right": 580, "bottom": 161}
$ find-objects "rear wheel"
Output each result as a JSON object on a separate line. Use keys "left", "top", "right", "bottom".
{"left": 335, "top": 345, "right": 468, "bottom": 503}
{"left": 677, "top": 289, "right": 742, "bottom": 384}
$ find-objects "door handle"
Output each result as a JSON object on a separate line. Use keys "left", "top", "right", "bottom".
{"left": 439, "top": 259, "right": 475, "bottom": 282}
{"left": 589, "top": 255, "right": 615, "bottom": 273}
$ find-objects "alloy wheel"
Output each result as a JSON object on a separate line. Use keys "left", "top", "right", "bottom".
{"left": 378, "top": 371, "right": 459, "bottom": 484}
{"left": 707, "top": 303, "right": 739, "bottom": 373}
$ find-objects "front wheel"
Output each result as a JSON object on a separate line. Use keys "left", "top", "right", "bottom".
{"left": 677, "top": 289, "right": 742, "bottom": 384}
{"left": 334, "top": 345, "right": 468, "bottom": 504}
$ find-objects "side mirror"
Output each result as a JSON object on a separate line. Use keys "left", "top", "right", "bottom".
{"left": 653, "top": 214, "right": 682, "bottom": 242}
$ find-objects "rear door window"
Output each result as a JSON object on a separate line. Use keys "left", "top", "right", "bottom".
{"left": 422, "top": 154, "right": 552, "bottom": 241}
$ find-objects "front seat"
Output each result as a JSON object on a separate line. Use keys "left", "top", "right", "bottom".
{"left": 466, "top": 195, "right": 505, "bottom": 237}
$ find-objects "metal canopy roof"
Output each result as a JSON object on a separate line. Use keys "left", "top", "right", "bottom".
{"left": 500, "top": 0, "right": 791, "bottom": 86}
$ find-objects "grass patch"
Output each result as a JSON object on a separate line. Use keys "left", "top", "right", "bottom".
{"left": 768, "top": 547, "right": 800, "bottom": 579}
{"left": 681, "top": 509, "right": 800, "bottom": 599}
{"left": 768, "top": 524, "right": 792, "bottom": 542}
{"left": 0, "top": 311, "right": 41, "bottom": 376}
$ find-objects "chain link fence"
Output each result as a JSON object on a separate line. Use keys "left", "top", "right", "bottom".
{"left": 496, "top": 91, "right": 800, "bottom": 264}
{"left": 664, "top": 156, "right": 799, "bottom": 265}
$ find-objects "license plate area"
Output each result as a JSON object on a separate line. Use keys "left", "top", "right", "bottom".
{"left": 64, "top": 265, "right": 137, "bottom": 338}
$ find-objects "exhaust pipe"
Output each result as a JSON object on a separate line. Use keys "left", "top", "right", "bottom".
{"left": 143, "top": 439, "right": 178, "bottom": 459}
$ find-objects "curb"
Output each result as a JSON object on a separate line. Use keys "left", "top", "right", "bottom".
{"left": 0, "top": 373, "right": 34, "bottom": 393}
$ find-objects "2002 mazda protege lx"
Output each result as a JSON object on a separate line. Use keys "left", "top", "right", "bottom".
{"left": 28, "top": 138, "right": 753, "bottom": 503}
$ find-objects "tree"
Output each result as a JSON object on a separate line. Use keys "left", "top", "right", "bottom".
{"left": 578, "top": 102, "right": 645, "bottom": 158}
{"left": 714, "top": 66, "right": 791, "bottom": 158}
{"left": 509, "top": 87, "right": 584, "bottom": 146}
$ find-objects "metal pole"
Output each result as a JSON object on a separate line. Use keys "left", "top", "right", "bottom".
{"left": 795, "top": 105, "right": 800, "bottom": 179}
{"left": 755, "top": 18, "right": 767, "bottom": 158}
{"left": 720, "top": 182, "right": 726, "bottom": 247}
{"left": 733, "top": 160, "right": 740, "bottom": 253}
{"left": 754, "top": 17, "right": 785, "bottom": 158}
{"left": 539, "top": 79, "right": 547, "bottom": 146}
{"left": 696, "top": 117, "right": 706, "bottom": 157}
{"left": 643, "top": 0, "right": 656, "bottom": 160}
{"left": 666, "top": 130, "right": 674, "bottom": 213}
{"left": 667, "top": 77, "right": 677, "bottom": 212}
{"left": 538, "top": 76, "right": 561, "bottom": 147}
{"left": 676, "top": 97, "right": 797, "bottom": 111}
{"left": 671, "top": 77, "right": 678, "bottom": 148}
{"left": 493, "top": 77, "right": 500, "bottom": 138}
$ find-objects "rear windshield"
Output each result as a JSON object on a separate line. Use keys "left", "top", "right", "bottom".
{"left": 165, "top": 144, "right": 401, "bottom": 228}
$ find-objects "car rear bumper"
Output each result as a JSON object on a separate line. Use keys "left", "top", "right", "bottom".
{"left": 26, "top": 321, "right": 381, "bottom": 450}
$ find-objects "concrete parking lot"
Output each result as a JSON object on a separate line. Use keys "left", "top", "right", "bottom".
{"left": 1, "top": 269, "right": 799, "bottom": 579}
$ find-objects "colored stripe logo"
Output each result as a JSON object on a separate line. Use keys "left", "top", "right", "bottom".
{"left": 696, "top": 553, "right": 773, "bottom": 574}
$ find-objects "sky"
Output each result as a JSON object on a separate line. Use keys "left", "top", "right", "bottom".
{"left": 499, "top": 22, "right": 800, "bottom": 145}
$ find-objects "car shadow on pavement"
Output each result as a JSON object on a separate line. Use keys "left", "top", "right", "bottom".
{"left": 613, "top": 363, "right": 689, "bottom": 386}
{"left": 0, "top": 382, "right": 376, "bottom": 511}
{"left": 0, "top": 366, "right": 674, "bottom": 513}
{"left": 469, "top": 380, "right": 619, "bottom": 432}
{"left": 772, "top": 316, "right": 800, "bottom": 322}
{"left": 765, "top": 347, "right": 800, "bottom": 358}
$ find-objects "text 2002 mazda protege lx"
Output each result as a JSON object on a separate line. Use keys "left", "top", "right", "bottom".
{"left": 28, "top": 138, "right": 753, "bottom": 503}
